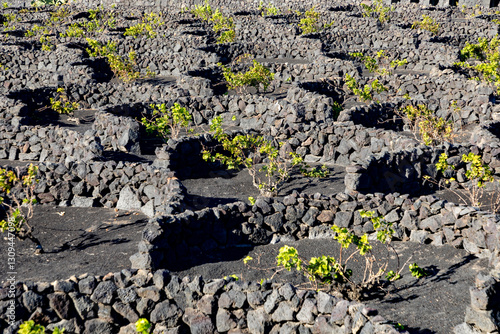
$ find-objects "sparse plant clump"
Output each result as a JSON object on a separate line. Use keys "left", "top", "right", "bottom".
{"left": 274, "top": 210, "right": 425, "bottom": 298}
{"left": 141, "top": 103, "right": 193, "bottom": 140}
{"left": 86, "top": 38, "right": 141, "bottom": 82}
{"left": 218, "top": 56, "right": 275, "bottom": 92}
{"left": 50, "top": 88, "right": 80, "bottom": 114}
{"left": 412, "top": 14, "right": 439, "bottom": 35}
{"left": 300, "top": 164, "right": 329, "bottom": 178}
{"left": 0, "top": 164, "right": 43, "bottom": 253}
{"left": 396, "top": 104, "right": 454, "bottom": 146}
{"left": 296, "top": 6, "right": 334, "bottom": 35}
{"left": 344, "top": 73, "right": 387, "bottom": 103}
{"left": 124, "top": 12, "right": 164, "bottom": 38}
{"left": 203, "top": 116, "right": 303, "bottom": 196}
{"left": 258, "top": 1, "right": 280, "bottom": 16}
{"left": 431, "top": 152, "right": 496, "bottom": 209}
{"left": 350, "top": 50, "right": 407, "bottom": 76}
{"left": 2, "top": 11, "right": 18, "bottom": 32}
{"left": 25, "top": 24, "right": 50, "bottom": 37}
{"left": 191, "top": 1, "right": 235, "bottom": 43}
{"left": 135, "top": 318, "right": 151, "bottom": 334}
{"left": 361, "top": 0, "right": 394, "bottom": 23}
{"left": 18, "top": 320, "right": 64, "bottom": 334}
{"left": 81, "top": 6, "right": 116, "bottom": 33}
{"left": 455, "top": 36, "right": 500, "bottom": 94}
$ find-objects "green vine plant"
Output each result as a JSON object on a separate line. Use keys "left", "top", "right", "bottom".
{"left": 0, "top": 164, "right": 44, "bottom": 254}
{"left": 50, "top": 88, "right": 80, "bottom": 114}
{"left": 25, "top": 24, "right": 50, "bottom": 37}
{"left": 135, "top": 318, "right": 151, "bottom": 334}
{"left": 60, "top": 5, "right": 116, "bottom": 38}
{"left": 140, "top": 103, "right": 193, "bottom": 140}
{"left": 203, "top": 116, "right": 304, "bottom": 196}
{"left": 350, "top": 50, "right": 407, "bottom": 76}
{"left": 218, "top": 55, "right": 275, "bottom": 93}
{"left": 258, "top": 1, "right": 280, "bottom": 16}
{"left": 454, "top": 35, "right": 500, "bottom": 94}
{"left": 361, "top": 0, "right": 394, "bottom": 23}
{"left": 396, "top": 104, "right": 454, "bottom": 146}
{"left": 18, "top": 320, "right": 65, "bottom": 334}
{"left": 272, "top": 210, "right": 423, "bottom": 299}
{"left": 411, "top": 14, "right": 439, "bottom": 35}
{"left": 344, "top": 73, "right": 388, "bottom": 103}
{"left": 86, "top": 38, "right": 142, "bottom": 82}
{"left": 296, "top": 6, "right": 334, "bottom": 35}
{"left": 191, "top": 1, "right": 235, "bottom": 44}
{"left": 30, "top": 0, "right": 67, "bottom": 7}
{"left": 300, "top": 164, "right": 329, "bottom": 178}
{"left": 426, "top": 152, "right": 498, "bottom": 210}
{"left": 124, "top": 12, "right": 164, "bottom": 39}
{"left": 2, "top": 11, "right": 18, "bottom": 33}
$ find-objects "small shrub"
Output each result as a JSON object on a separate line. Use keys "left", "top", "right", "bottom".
{"left": 432, "top": 152, "right": 496, "bottom": 208}
{"left": 300, "top": 164, "right": 329, "bottom": 178}
{"left": 60, "top": 23, "right": 85, "bottom": 38}
{"left": 350, "top": 50, "right": 407, "bottom": 76}
{"left": 50, "top": 88, "right": 80, "bottom": 114}
{"left": 361, "top": 0, "right": 394, "bottom": 23}
{"left": 40, "top": 35, "right": 54, "bottom": 51}
{"left": 409, "top": 263, "right": 428, "bottom": 278}
{"left": 219, "top": 58, "right": 275, "bottom": 92}
{"left": 344, "top": 73, "right": 387, "bottom": 103}
{"left": 124, "top": 12, "right": 164, "bottom": 39}
{"left": 18, "top": 320, "right": 64, "bottom": 334}
{"left": 258, "top": 1, "right": 280, "bottom": 16}
{"left": 412, "top": 14, "right": 439, "bottom": 35}
{"left": 298, "top": 6, "right": 320, "bottom": 34}
{"left": 135, "top": 318, "right": 151, "bottom": 334}
{"left": 203, "top": 116, "right": 302, "bottom": 196}
{"left": 191, "top": 0, "right": 212, "bottom": 21}
{"left": 191, "top": 1, "right": 234, "bottom": 43}
{"left": 25, "top": 24, "right": 50, "bottom": 37}
{"left": 275, "top": 210, "right": 426, "bottom": 297}
{"left": 455, "top": 36, "right": 500, "bottom": 94}
{"left": 0, "top": 164, "right": 43, "bottom": 253}
{"left": 396, "top": 104, "right": 453, "bottom": 146}
{"left": 141, "top": 102, "right": 192, "bottom": 140}
{"left": 86, "top": 38, "right": 141, "bottom": 82}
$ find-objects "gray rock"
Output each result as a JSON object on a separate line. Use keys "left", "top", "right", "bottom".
{"left": 272, "top": 302, "right": 294, "bottom": 322}
{"left": 453, "top": 322, "right": 481, "bottom": 334}
{"left": 151, "top": 301, "right": 182, "bottom": 327}
{"left": 22, "top": 291, "right": 43, "bottom": 313}
{"left": 247, "top": 307, "right": 270, "bottom": 334}
{"left": 296, "top": 298, "right": 316, "bottom": 324}
{"left": 464, "top": 306, "right": 498, "bottom": 332}
{"left": 83, "top": 319, "right": 114, "bottom": 334}
{"left": 334, "top": 211, "right": 353, "bottom": 228}
{"left": 48, "top": 292, "right": 72, "bottom": 319}
{"left": 182, "top": 307, "right": 215, "bottom": 334}
{"left": 216, "top": 308, "right": 235, "bottom": 332}
{"left": 302, "top": 207, "right": 320, "bottom": 226}
{"left": 113, "top": 302, "right": 139, "bottom": 323}
{"left": 265, "top": 212, "right": 285, "bottom": 232}
{"left": 116, "top": 185, "right": 142, "bottom": 211}
{"left": 69, "top": 292, "right": 95, "bottom": 320}
{"left": 410, "top": 230, "right": 428, "bottom": 244}
{"left": 117, "top": 287, "right": 138, "bottom": 304}
{"left": 153, "top": 269, "right": 171, "bottom": 289}
{"left": 202, "top": 279, "right": 225, "bottom": 295}
{"left": 71, "top": 196, "right": 96, "bottom": 208}
{"left": 78, "top": 276, "right": 96, "bottom": 295}
{"left": 317, "top": 291, "right": 336, "bottom": 314}
{"left": 91, "top": 281, "right": 117, "bottom": 304}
